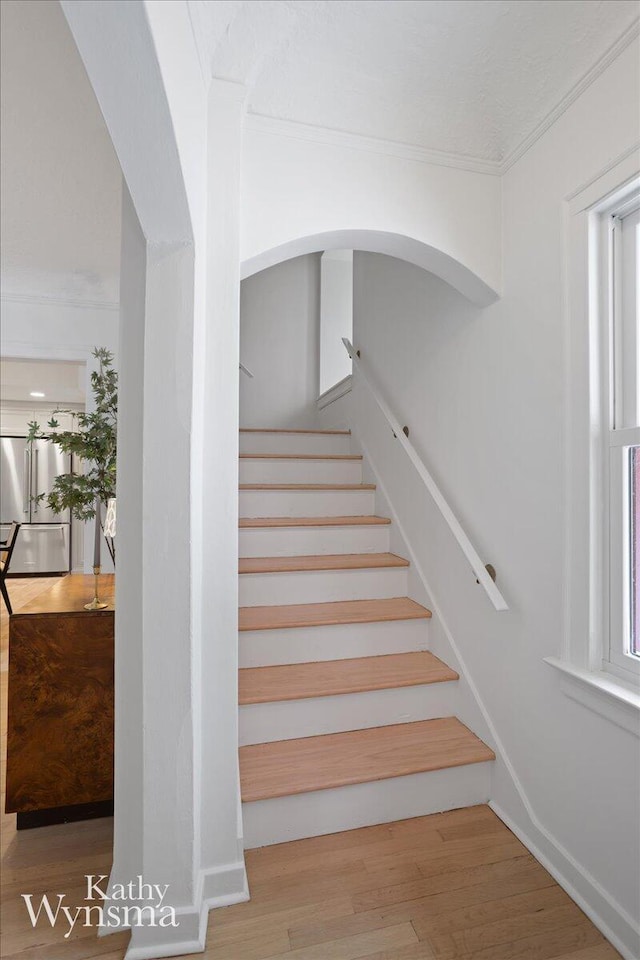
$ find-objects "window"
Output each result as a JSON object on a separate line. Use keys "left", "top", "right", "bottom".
{"left": 602, "top": 193, "right": 640, "bottom": 680}
{"left": 319, "top": 250, "right": 353, "bottom": 397}
{"left": 547, "top": 159, "right": 640, "bottom": 731}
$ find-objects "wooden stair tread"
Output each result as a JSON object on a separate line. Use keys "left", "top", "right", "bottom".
{"left": 239, "top": 515, "right": 391, "bottom": 527}
{"left": 239, "top": 453, "right": 362, "bottom": 460}
{"left": 239, "top": 597, "right": 432, "bottom": 631}
{"left": 239, "top": 651, "right": 458, "bottom": 704}
{"left": 240, "top": 718, "right": 495, "bottom": 801}
{"left": 240, "top": 483, "right": 375, "bottom": 490}
{"left": 240, "top": 428, "right": 351, "bottom": 435}
{"left": 238, "top": 597, "right": 431, "bottom": 630}
{"left": 239, "top": 553, "right": 408, "bottom": 574}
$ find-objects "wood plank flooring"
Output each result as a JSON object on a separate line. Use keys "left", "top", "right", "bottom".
{"left": 0, "top": 582, "right": 623, "bottom": 960}
{"left": 240, "top": 719, "right": 496, "bottom": 802}
{"left": 239, "top": 652, "right": 458, "bottom": 704}
{"left": 239, "top": 455, "right": 363, "bottom": 460}
{"left": 240, "top": 429, "right": 351, "bottom": 435}
{"left": 239, "top": 553, "right": 409, "bottom": 574}
{"left": 239, "top": 597, "right": 433, "bottom": 631}
{"left": 189, "top": 805, "right": 621, "bottom": 960}
{"left": 239, "top": 516, "right": 391, "bottom": 528}
{"left": 240, "top": 484, "right": 376, "bottom": 491}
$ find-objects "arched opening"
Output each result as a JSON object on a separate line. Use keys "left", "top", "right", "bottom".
{"left": 238, "top": 230, "right": 499, "bottom": 432}
{"left": 241, "top": 229, "right": 499, "bottom": 308}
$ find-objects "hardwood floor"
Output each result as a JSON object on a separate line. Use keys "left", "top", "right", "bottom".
{"left": 193, "top": 806, "right": 621, "bottom": 960}
{"left": 0, "top": 581, "right": 622, "bottom": 960}
{"left": 238, "top": 517, "right": 391, "bottom": 528}
{"left": 239, "top": 720, "right": 495, "bottom": 802}
{"left": 239, "top": 553, "right": 409, "bottom": 574}
{"left": 239, "top": 651, "right": 458, "bottom": 704}
{"left": 239, "top": 597, "right": 432, "bottom": 631}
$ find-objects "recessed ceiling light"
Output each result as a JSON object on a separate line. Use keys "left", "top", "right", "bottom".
{"left": 30, "top": 391, "right": 45, "bottom": 398}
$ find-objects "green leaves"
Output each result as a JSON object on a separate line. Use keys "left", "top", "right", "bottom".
{"left": 28, "top": 347, "right": 118, "bottom": 526}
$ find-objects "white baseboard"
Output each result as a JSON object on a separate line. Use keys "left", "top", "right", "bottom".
{"left": 490, "top": 801, "right": 640, "bottom": 960}
{"left": 201, "top": 859, "right": 250, "bottom": 909}
{"left": 124, "top": 902, "right": 207, "bottom": 960}
{"left": 103, "top": 858, "right": 249, "bottom": 960}
{"left": 358, "top": 436, "right": 640, "bottom": 960}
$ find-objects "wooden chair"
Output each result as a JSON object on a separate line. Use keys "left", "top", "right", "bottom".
{"left": 1, "top": 522, "right": 21, "bottom": 615}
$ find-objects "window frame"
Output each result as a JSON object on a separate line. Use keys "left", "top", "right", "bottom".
{"left": 600, "top": 197, "right": 640, "bottom": 680}
{"left": 546, "top": 151, "right": 640, "bottom": 734}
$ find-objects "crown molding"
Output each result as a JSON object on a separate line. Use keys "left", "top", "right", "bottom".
{"left": 1, "top": 292, "right": 119, "bottom": 312}
{"left": 244, "top": 113, "right": 501, "bottom": 176}
{"left": 500, "top": 18, "right": 640, "bottom": 174}
{"left": 245, "top": 18, "right": 639, "bottom": 180}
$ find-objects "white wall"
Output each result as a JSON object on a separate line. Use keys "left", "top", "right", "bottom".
{"left": 350, "top": 36, "right": 640, "bottom": 958}
{"left": 240, "top": 254, "right": 321, "bottom": 429}
{"left": 0, "top": 0, "right": 121, "bottom": 304}
{"left": 319, "top": 250, "right": 352, "bottom": 396}
{"left": 241, "top": 122, "right": 502, "bottom": 299}
{"left": 111, "top": 182, "right": 145, "bottom": 917}
{"left": 61, "top": 4, "right": 206, "bottom": 958}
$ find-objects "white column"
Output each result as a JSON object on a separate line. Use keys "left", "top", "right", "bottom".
{"left": 196, "top": 79, "right": 249, "bottom": 905}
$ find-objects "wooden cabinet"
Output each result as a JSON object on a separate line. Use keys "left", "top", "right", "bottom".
{"left": 5, "top": 575, "right": 114, "bottom": 827}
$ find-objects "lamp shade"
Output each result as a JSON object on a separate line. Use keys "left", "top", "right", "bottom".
{"left": 104, "top": 498, "right": 116, "bottom": 538}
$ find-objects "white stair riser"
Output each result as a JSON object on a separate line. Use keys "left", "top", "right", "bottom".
{"left": 239, "top": 567, "right": 408, "bottom": 606}
{"left": 239, "top": 524, "right": 390, "bottom": 558}
{"left": 239, "top": 459, "right": 362, "bottom": 484}
{"left": 240, "top": 489, "right": 375, "bottom": 518}
{"left": 239, "top": 618, "right": 429, "bottom": 666}
{"left": 242, "top": 763, "right": 493, "bottom": 848}
{"left": 240, "top": 433, "right": 352, "bottom": 455}
{"left": 240, "top": 683, "right": 459, "bottom": 745}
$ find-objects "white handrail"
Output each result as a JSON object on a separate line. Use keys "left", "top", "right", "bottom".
{"left": 343, "top": 338, "right": 508, "bottom": 611}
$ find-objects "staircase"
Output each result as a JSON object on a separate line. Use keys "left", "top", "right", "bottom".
{"left": 238, "top": 428, "right": 495, "bottom": 848}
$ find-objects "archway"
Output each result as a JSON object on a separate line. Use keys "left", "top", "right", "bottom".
{"left": 241, "top": 230, "right": 499, "bottom": 308}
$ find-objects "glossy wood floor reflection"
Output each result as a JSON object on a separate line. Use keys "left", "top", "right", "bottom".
{"left": 0, "top": 581, "right": 622, "bottom": 960}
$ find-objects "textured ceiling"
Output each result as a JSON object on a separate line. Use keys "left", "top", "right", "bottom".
{"left": 192, "top": 0, "right": 639, "bottom": 163}
{"left": 0, "top": 0, "right": 121, "bottom": 303}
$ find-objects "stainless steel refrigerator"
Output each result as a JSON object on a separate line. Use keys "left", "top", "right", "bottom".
{"left": 0, "top": 436, "right": 71, "bottom": 574}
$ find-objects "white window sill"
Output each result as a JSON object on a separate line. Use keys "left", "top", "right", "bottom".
{"left": 544, "top": 657, "right": 640, "bottom": 738}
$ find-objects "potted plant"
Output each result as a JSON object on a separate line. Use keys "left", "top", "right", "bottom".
{"left": 27, "top": 347, "right": 118, "bottom": 569}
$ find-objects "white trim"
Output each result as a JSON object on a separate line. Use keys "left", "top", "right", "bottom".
{"left": 201, "top": 859, "right": 250, "bottom": 908}
{"left": 490, "top": 802, "right": 640, "bottom": 960}
{"left": 563, "top": 154, "right": 640, "bottom": 684}
{"left": 345, "top": 340, "right": 507, "bottom": 610}
{"left": 317, "top": 374, "right": 352, "bottom": 410}
{"left": 244, "top": 113, "right": 501, "bottom": 176}
{"left": 500, "top": 19, "right": 640, "bottom": 173}
{"left": 544, "top": 657, "right": 640, "bottom": 737}
{"left": 358, "top": 437, "right": 640, "bottom": 959}
{"left": 0, "top": 340, "right": 100, "bottom": 362}
{"left": 567, "top": 145, "right": 640, "bottom": 213}
{"left": 0, "top": 292, "right": 119, "bottom": 311}
{"left": 105, "top": 858, "right": 249, "bottom": 960}
{"left": 243, "top": 20, "right": 639, "bottom": 179}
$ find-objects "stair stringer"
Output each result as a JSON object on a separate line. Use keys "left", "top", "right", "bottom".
{"left": 352, "top": 434, "right": 639, "bottom": 960}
